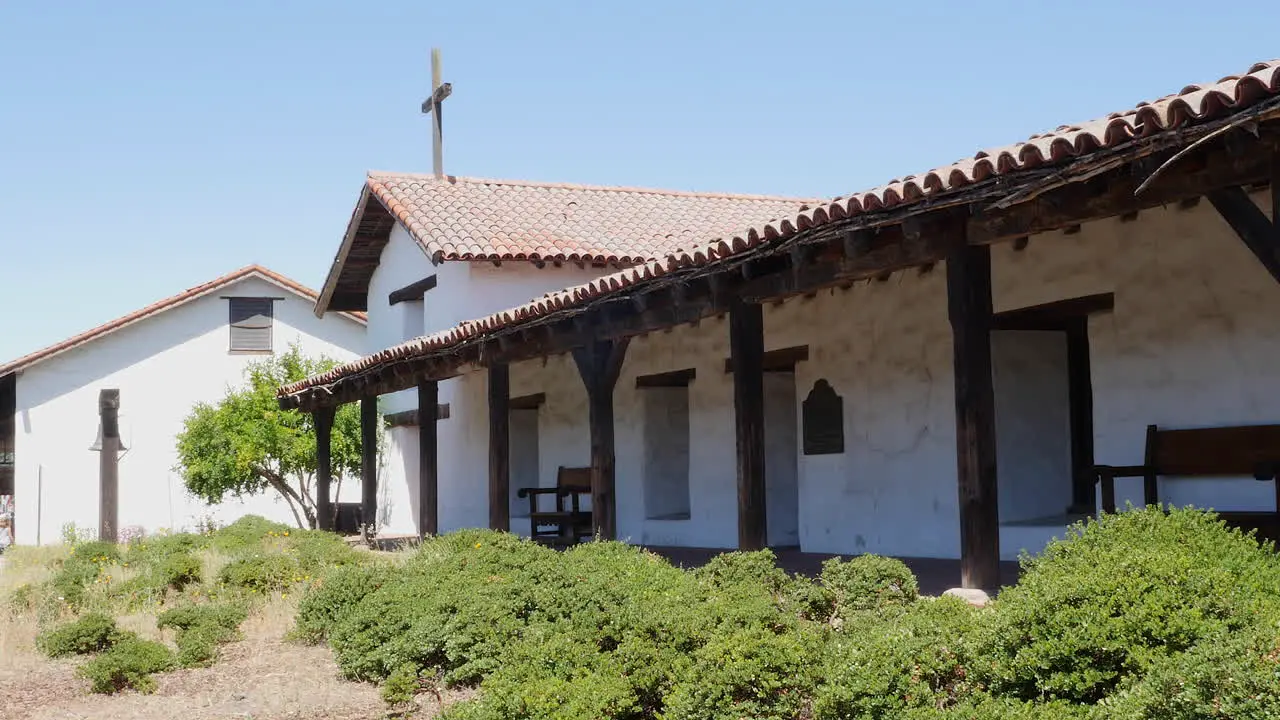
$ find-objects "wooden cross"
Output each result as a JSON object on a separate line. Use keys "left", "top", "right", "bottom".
{"left": 420, "top": 48, "right": 452, "bottom": 179}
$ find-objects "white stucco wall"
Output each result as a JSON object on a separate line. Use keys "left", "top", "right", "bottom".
{"left": 11, "top": 276, "right": 366, "bottom": 545}
{"left": 386, "top": 190, "right": 1280, "bottom": 561}
{"left": 362, "top": 224, "right": 624, "bottom": 535}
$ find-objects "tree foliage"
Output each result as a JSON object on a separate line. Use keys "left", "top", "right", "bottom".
{"left": 174, "top": 344, "right": 369, "bottom": 529}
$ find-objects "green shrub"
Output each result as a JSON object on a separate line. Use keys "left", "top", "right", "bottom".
{"left": 155, "top": 552, "right": 202, "bottom": 591}
{"left": 208, "top": 514, "right": 292, "bottom": 554}
{"left": 48, "top": 541, "right": 121, "bottom": 607}
{"left": 381, "top": 663, "right": 421, "bottom": 708}
{"left": 901, "top": 695, "right": 1091, "bottom": 720}
{"left": 157, "top": 601, "right": 248, "bottom": 667}
{"left": 326, "top": 530, "right": 559, "bottom": 685}
{"left": 814, "top": 596, "right": 980, "bottom": 719}
{"left": 36, "top": 612, "right": 129, "bottom": 658}
{"left": 293, "top": 561, "right": 394, "bottom": 644}
{"left": 663, "top": 626, "right": 823, "bottom": 720}
{"left": 218, "top": 553, "right": 299, "bottom": 592}
{"left": 1095, "top": 624, "right": 1280, "bottom": 720}
{"left": 123, "top": 532, "right": 204, "bottom": 564}
{"left": 289, "top": 529, "right": 363, "bottom": 574}
{"left": 820, "top": 553, "right": 919, "bottom": 617}
{"left": 979, "top": 506, "right": 1280, "bottom": 704}
{"left": 77, "top": 636, "right": 176, "bottom": 694}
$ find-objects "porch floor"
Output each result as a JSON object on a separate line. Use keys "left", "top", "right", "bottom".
{"left": 645, "top": 546, "right": 1022, "bottom": 597}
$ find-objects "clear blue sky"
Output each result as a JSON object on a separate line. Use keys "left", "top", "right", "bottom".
{"left": 1, "top": 1, "right": 1275, "bottom": 362}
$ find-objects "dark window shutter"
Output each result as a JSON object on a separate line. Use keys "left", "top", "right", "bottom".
{"left": 229, "top": 298, "right": 274, "bottom": 352}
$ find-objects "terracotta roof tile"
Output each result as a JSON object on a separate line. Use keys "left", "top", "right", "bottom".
{"left": 1, "top": 266, "right": 365, "bottom": 378}
{"left": 366, "top": 174, "right": 817, "bottom": 264}
{"left": 281, "top": 58, "right": 1280, "bottom": 400}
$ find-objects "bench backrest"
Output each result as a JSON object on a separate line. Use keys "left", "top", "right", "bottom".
{"left": 556, "top": 466, "right": 593, "bottom": 493}
{"left": 1148, "top": 423, "right": 1280, "bottom": 477}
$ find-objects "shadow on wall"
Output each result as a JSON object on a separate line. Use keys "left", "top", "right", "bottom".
{"left": 15, "top": 300, "right": 231, "bottom": 411}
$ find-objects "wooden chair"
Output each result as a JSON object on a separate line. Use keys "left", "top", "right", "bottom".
{"left": 516, "top": 466, "right": 593, "bottom": 546}
{"left": 1094, "top": 423, "right": 1280, "bottom": 543}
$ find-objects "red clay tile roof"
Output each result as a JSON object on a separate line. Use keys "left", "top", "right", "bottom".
{"left": 281, "top": 58, "right": 1280, "bottom": 400}
{"left": 1, "top": 266, "right": 366, "bottom": 378}
{"left": 372, "top": 174, "right": 820, "bottom": 263}
{"left": 314, "top": 175, "right": 818, "bottom": 313}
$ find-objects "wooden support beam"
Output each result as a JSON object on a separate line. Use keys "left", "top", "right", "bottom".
{"left": 729, "top": 300, "right": 767, "bottom": 550}
{"left": 314, "top": 407, "right": 335, "bottom": 531}
{"left": 488, "top": 363, "right": 510, "bottom": 531}
{"left": 970, "top": 134, "right": 1280, "bottom": 245}
{"left": 635, "top": 368, "right": 696, "bottom": 388}
{"left": 417, "top": 381, "right": 438, "bottom": 538}
{"left": 360, "top": 396, "right": 378, "bottom": 537}
{"left": 724, "top": 345, "right": 810, "bottom": 373}
{"left": 946, "top": 235, "right": 1001, "bottom": 592}
{"left": 992, "top": 293, "right": 1115, "bottom": 331}
{"left": 1206, "top": 180, "right": 1280, "bottom": 285}
{"left": 741, "top": 226, "right": 949, "bottom": 303}
{"left": 572, "top": 337, "right": 630, "bottom": 540}
{"left": 509, "top": 392, "right": 546, "bottom": 410}
{"left": 388, "top": 274, "right": 438, "bottom": 306}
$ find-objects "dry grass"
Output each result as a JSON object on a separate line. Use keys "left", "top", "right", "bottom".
{"left": 0, "top": 542, "right": 465, "bottom": 720}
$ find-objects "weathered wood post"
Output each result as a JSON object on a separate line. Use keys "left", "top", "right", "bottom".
{"left": 945, "top": 232, "right": 1001, "bottom": 592}
{"left": 572, "top": 337, "right": 629, "bottom": 541}
{"left": 314, "top": 406, "right": 335, "bottom": 531}
{"left": 488, "top": 364, "right": 510, "bottom": 531}
{"left": 729, "top": 301, "right": 767, "bottom": 550}
{"left": 97, "top": 389, "right": 121, "bottom": 543}
{"left": 359, "top": 396, "right": 378, "bottom": 540}
{"left": 418, "top": 380, "right": 439, "bottom": 538}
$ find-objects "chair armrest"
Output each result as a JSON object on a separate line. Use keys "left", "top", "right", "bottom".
{"left": 516, "top": 487, "right": 561, "bottom": 499}
{"left": 1093, "top": 464, "right": 1150, "bottom": 480}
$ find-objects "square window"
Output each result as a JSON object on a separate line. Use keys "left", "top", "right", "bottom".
{"left": 228, "top": 297, "right": 274, "bottom": 353}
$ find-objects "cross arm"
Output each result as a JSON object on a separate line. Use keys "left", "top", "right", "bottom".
{"left": 421, "top": 83, "right": 453, "bottom": 114}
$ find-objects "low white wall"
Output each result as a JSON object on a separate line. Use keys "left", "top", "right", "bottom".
{"left": 13, "top": 276, "right": 366, "bottom": 544}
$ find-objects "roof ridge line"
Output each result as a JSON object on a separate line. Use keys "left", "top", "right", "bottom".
{"left": 363, "top": 171, "right": 822, "bottom": 204}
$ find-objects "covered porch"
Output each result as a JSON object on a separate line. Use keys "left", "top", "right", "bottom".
{"left": 279, "top": 63, "right": 1280, "bottom": 592}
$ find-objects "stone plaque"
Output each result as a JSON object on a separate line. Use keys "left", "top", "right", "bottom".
{"left": 802, "top": 379, "right": 844, "bottom": 455}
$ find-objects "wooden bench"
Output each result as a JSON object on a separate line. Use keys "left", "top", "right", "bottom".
{"left": 516, "top": 466, "right": 593, "bottom": 546}
{"left": 1094, "top": 423, "right": 1280, "bottom": 543}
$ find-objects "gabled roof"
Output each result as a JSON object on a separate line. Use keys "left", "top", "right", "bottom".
{"left": 279, "top": 58, "right": 1280, "bottom": 404}
{"left": 1, "top": 265, "right": 366, "bottom": 378}
{"left": 313, "top": 173, "right": 819, "bottom": 315}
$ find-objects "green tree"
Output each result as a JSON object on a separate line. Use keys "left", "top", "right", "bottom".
{"left": 174, "top": 343, "right": 371, "bottom": 530}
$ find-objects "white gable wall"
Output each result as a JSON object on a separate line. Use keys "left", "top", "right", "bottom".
{"left": 426, "top": 190, "right": 1280, "bottom": 560}
{"left": 11, "top": 276, "right": 365, "bottom": 545}
{"left": 364, "top": 224, "right": 618, "bottom": 535}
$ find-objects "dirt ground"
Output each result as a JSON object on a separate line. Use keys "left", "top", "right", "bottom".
{"left": 0, "top": 556, "right": 467, "bottom": 720}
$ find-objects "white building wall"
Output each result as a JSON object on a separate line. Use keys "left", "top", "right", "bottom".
{"left": 362, "top": 223, "right": 622, "bottom": 535}
{"left": 12, "top": 276, "right": 366, "bottom": 545}
{"left": 414, "top": 190, "right": 1280, "bottom": 561}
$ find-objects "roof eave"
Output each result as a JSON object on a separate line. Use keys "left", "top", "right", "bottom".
{"left": 314, "top": 181, "right": 375, "bottom": 318}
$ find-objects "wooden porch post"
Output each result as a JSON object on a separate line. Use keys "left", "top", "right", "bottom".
{"left": 314, "top": 406, "right": 335, "bottom": 531}
{"left": 572, "top": 337, "right": 630, "bottom": 540}
{"left": 418, "top": 380, "right": 439, "bottom": 537}
{"left": 360, "top": 396, "right": 378, "bottom": 537}
{"left": 946, "top": 235, "right": 1001, "bottom": 591}
{"left": 488, "top": 364, "right": 510, "bottom": 531}
{"left": 730, "top": 300, "right": 767, "bottom": 551}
